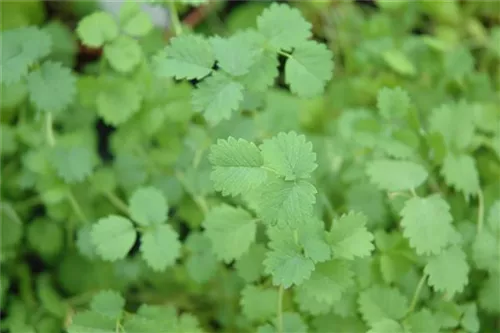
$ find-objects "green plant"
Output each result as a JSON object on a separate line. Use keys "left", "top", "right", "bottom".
{"left": 1, "top": 1, "right": 499, "bottom": 333}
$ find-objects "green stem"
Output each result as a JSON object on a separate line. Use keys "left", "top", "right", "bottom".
{"left": 67, "top": 190, "right": 88, "bottom": 224}
{"left": 104, "top": 191, "right": 130, "bottom": 216}
{"left": 1, "top": 202, "right": 23, "bottom": 224}
{"left": 277, "top": 285, "right": 284, "bottom": 333}
{"left": 410, "top": 188, "right": 418, "bottom": 197}
{"left": 45, "top": 112, "right": 56, "bottom": 146}
{"left": 477, "top": 189, "right": 484, "bottom": 234}
{"left": 407, "top": 273, "right": 427, "bottom": 315}
{"left": 321, "top": 192, "right": 335, "bottom": 220}
{"left": 168, "top": 2, "right": 183, "bottom": 36}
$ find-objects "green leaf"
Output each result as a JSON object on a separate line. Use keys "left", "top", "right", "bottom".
{"left": 377, "top": 86, "right": 411, "bottom": 120}
{"left": 240, "top": 285, "right": 277, "bottom": 322}
{"left": 406, "top": 308, "right": 441, "bottom": 333}
{"left": 96, "top": 76, "right": 141, "bottom": 126}
{"left": 358, "top": 285, "right": 408, "bottom": 326}
{"left": 67, "top": 310, "right": 116, "bottom": 333}
{"left": 203, "top": 204, "right": 256, "bottom": 263}
{"left": 382, "top": 49, "right": 416, "bottom": 76}
{"left": 140, "top": 224, "right": 181, "bottom": 271}
{"left": 185, "top": 233, "right": 218, "bottom": 283}
{"left": 129, "top": 187, "right": 168, "bottom": 226}
{"left": 51, "top": 145, "right": 96, "bottom": 183}
{"left": 235, "top": 243, "right": 267, "bottom": 283}
{"left": 0, "top": 26, "right": 52, "bottom": 84}
{"left": 425, "top": 246, "right": 469, "bottom": 297}
{"left": 154, "top": 34, "right": 214, "bottom": 80}
{"left": 91, "top": 215, "right": 136, "bottom": 261}
{"left": 429, "top": 101, "right": 475, "bottom": 151}
{"left": 327, "top": 212, "right": 374, "bottom": 260}
{"left": 366, "top": 159, "right": 428, "bottom": 192}
{"left": 255, "top": 176, "right": 317, "bottom": 227}
{"left": 27, "top": 61, "right": 76, "bottom": 113}
{"left": 90, "top": 290, "right": 125, "bottom": 320}
{"left": 367, "top": 319, "right": 405, "bottom": 333}
{"left": 119, "top": 3, "right": 154, "bottom": 37}
{"left": 192, "top": 73, "right": 244, "bottom": 125}
{"left": 256, "top": 3, "right": 312, "bottom": 51}
{"left": 103, "top": 35, "right": 142, "bottom": 73}
{"left": 441, "top": 153, "right": 480, "bottom": 199}
{"left": 260, "top": 131, "right": 317, "bottom": 181}
{"left": 209, "top": 137, "right": 267, "bottom": 196}
{"left": 76, "top": 12, "right": 119, "bottom": 48}
{"left": 298, "top": 218, "right": 331, "bottom": 263}
{"left": 285, "top": 41, "right": 334, "bottom": 98}
{"left": 400, "top": 195, "right": 456, "bottom": 255}
{"left": 241, "top": 50, "right": 279, "bottom": 91}
{"left": 211, "top": 32, "right": 260, "bottom": 76}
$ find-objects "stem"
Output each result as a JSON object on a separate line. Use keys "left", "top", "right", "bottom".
{"left": 277, "top": 285, "right": 284, "bottom": 333}
{"left": 410, "top": 188, "right": 418, "bottom": 197}
{"left": 67, "top": 190, "right": 88, "bottom": 224}
{"left": 293, "top": 229, "right": 299, "bottom": 245}
{"left": 168, "top": 1, "right": 183, "bottom": 36}
{"left": 1, "top": 202, "right": 23, "bottom": 224}
{"left": 477, "top": 189, "right": 484, "bottom": 234}
{"left": 104, "top": 191, "right": 130, "bottom": 216}
{"left": 407, "top": 273, "right": 427, "bottom": 315}
{"left": 321, "top": 192, "right": 335, "bottom": 220}
{"left": 45, "top": 112, "right": 56, "bottom": 146}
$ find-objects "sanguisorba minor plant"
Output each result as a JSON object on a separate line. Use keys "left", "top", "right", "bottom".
{"left": 1, "top": 1, "right": 499, "bottom": 332}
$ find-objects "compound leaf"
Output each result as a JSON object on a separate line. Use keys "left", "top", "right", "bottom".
{"left": 76, "top": 12, "right": 118, "bottom": 48}
{"left": 140, "top": 224, "right": 180, "bottom": 272}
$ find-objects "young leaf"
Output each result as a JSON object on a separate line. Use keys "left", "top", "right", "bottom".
{"left": 259, "top": 131, "right": 317, "bottom": 181}
{"left": 327, "top": 212, "right": 374, "bottom": 260}
{"left": 209, "top": 137, "right": 267, "bottom": 196}
{"left": 129, "top": 187, "right": 168, "bottom": 226}
{"left": 191, "top": 73, "right": 244, "bottom": 125}
{"left": 154, "top": 34, "right": 214, "bottom": 80}
{"left": 103, "top": 36, "right": 142, "bottom": 73}
{"left": 241, "top": 51, "right": 279, "bottom": 91}
{"left": 425, "top": 246, "right": 469, "bottom": 297}
{"left": 256, "top": 3, "right": 312, "bottom": 51}
{"left": 76, "top": 12, "right": 119, "bottom": 48}
{"left": 203, "top": 204, "right": 257, "bottom": 263}
{"left": 91, "top": 215, "right": 136, "bottom": 261}
{"left": 140, "top": 224, "right": 180, "bottom": 271}
{"left": 119, "top": 3, "right": 154, "bottom": 37}
{"left": 285, "top": 41, "right": 334, "bottom": 98}
{"left": 366, "top": 159, "right": 428, "bottom": 192}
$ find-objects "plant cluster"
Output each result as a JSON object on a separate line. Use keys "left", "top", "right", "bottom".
{"left": 1, "top": 1, "right": 499, "bottom": 333}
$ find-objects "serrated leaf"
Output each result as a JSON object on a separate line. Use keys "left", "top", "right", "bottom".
{"left": 240, "top": 285, "right": 277, "bottom": 322}
{"left": 367, "top": 319, "right": 405, "bottom": 333}
{"left": 241, "top": 50, "right": 279, "bottom": 91}
{"left": 90, "top": 290, "right": 125, "bottom": 320}
{"left": 406, "top": 308, "right": 441, "bottom": 333}
{"left": 285, "top": 41, "right": 334, "bottom": 98}
{"left": 203, "top": 204, "right": 256, "bottom": 263}
{"left": 366, "top": 159, "right": 428, "bottom": 192}
{"left": 235, "top": 243, "right": 267, "bottom": 283}
{"left": 51, "top": 145, "right": 96, "bottom": 183}
{"left": 140, "top": 224, "right": 180, "bottom": 271}
{"left": 377, "top": 86, "right": 410, "bottom": 120}
{"left": 119, "top": 3, "right": 153, "bottom": 37}
{"left": 211, "top": 32, "right": 260, "bottom": 76}
{"left": 400, "top": 195, "right": 456, "bottom": 255}
{"left": 425, "top": 246, "right": 469, "bottom": 297}
{"left": 67, "top": 310, "right": 116, "bottom": 333}
{"left": 358, "top": 286, "right": 408, "bottom": 326}
{"left": 441, "top": 153, "right": 480, "bottom": 199}
{"left": 192, "top": 73, "right": 244, "bottom": 125}
{"left": 264, "top": 246, "right": 315, "bottom": 288}
{"left": 256, "top": 3, "right": 312, "bottom": 51}
{"left": 76, "top": 12, "right": 118, "bottom": 48}
{"left": 328, "top": 212, "right": 374, "bottom": 260}
{"left": 429, "top": 101, "right": 475, "bottom": 151}
{"left": 27, "top": 61, "right": 76, "bottom": 113}
{"left": 154, "top": 34, "right": 214, "bottom": 80}
{"left": 209, "top": 137, "right": 267, "bottom": 196}
{"left": 298, "top": 218, "right": 331, "bottom": 263}
{"left": 91, "top": 215, "right": 136, "bottom": 261}
{"left": 260, "top": 131, "right": 317, "bottom": 180}
{"left": 1, "top": 26, "right": 52, "bottom": 84}
{"left": 103, "top": 35, "right": 142, "bottom": 73}
{"left": 96, "top": 76, "right": 141, "bottom": 126}
{"left": 129, "top": 187, "right": 168, "bottom": 226}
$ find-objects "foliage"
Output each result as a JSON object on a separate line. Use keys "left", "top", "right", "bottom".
{"left": 1, "top": 1, "right": 499, "bottom": 333}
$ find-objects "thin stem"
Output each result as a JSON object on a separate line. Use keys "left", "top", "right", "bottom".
{"left": 45, "top": 112, "right": 56, "bottom": 146}
{"left": 293, "top": 229, "right": 299, "bottom": 245}
{"left": 407, "top": 273, "right": 427, "bottom": 315}
{"left": 477, "top": 189, "right": 484, "bottom": 234}
{"left": 321, "top": 192, "right": 335, "bottom": 220}
{"left": 168, "top": 1, "right": 183, "bottom": 36}
{"left": 277, "top": 50, "right": 291, "bottom": 59}
{"left": 410, "top": 188, "right": 418, "bottom": 197}
{"left": 1, "top": 202, "right": 23, "bottom": 225}
{"left": 67, "top": 190, "right": 88, "bottom": 224}
{"left": 277, "top": 285, "right": 284, "bottom": 333}
{"left": 104, "top": 191, "right": 130, "bottom": 216}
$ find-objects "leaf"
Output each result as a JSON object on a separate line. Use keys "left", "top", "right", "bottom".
{"left": 441, "top": 153, "right": 480, "bottom": 199}
{"left": 192, "top": 73, "right": 244, "bottom": 125}
{"left": 240, "top": 285, "right": 277, "bottom": 322}
{"left": 235, "top": 244, "right": 267, "bottom": 283}
{"left": 96, "top": 76, "right": 141, "bottom": 126}
{"left": 67, "top": 310, "right": 116, "bottom": 333}
{"left": 140, "top": 224, "right": 181, "bottom": 271}
{"left": 51, "top": 145, "right": 96, "bottom": 183}
{"left": 256, "top": 3, "right": 312, "bottom": 51}
{"left": 259, "top": 131, "right": 317, "bottom": 180}
{"left": 27, "top": 61, "right": 76, "bottom": 113}
{"left": 382, "top": 50, "right": 416, "bottom": 76}
{"left": 91, "top": 215, "right": 136, "bottom": 261}
{"left": 90, "top": 290, "right": 125, "bottom": 320}
{"left": 264, "top": 246, "right": 315, "bottom": 288}
{"left": 209, "top": 137, "right": 267, "bottom": 196}
{"left": 241, "top": 50, "right": 279, "bottom": 91}
{"left": 285, "top": 41, "right": 334, "bottom": 98}
{"left": 103, "top": 36, "right": 142, "bottom": 73}
{"left": 211, "top": 32, "right": 260, "bottom": 76}
{"left": 202, "top": 204, "right": 256, "bottom": 263}
{"left": 400, "top": 195, "right": 456, "bottom": 255}
{"left": 358, "top": 285, "right": 408, "bottom": 326}
{"left": 129, "top": 187, "right": 168, "bottom": 226}
{"left": 327, "top": 212, "right": 374, "bottom": 260}
{"left": 255, "top": 176, "right": 317, "bottom": 227}
{"left": 425, "top": 246, "right": 469, "bottom": 297}
{"left": 0, "top": 26, "right": 52, "bottom": 84}
{"left": 119, "top": 3, "right": 153, "bottom": 37}
{"left": 298, "top": 218, "right": 331, "bottom": 263}
{"left": 367, "top": 319, "right": 405, "bottom": 333}
{"left": 377, "top": 86, "right": 410, "bottom": 120}
{"left": 76, "top": 12, "right": 119, "bottom": 48}
{"left": 153, "top": 34, "right": 214, "bottom": 80}
{"left": 185, "top": 233, "right": 218, "bottom": 283}
{"left": 406, "top": 308, "right": 441, "bottom": 333}
{"left": 366, "top": 159, "right": 428, "bottom": 192}
{"left": 300, "top": 259, "right": 354, "bottom": 305}
{"left": 429, "top": 101, "right": 475, "bottom": 151}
